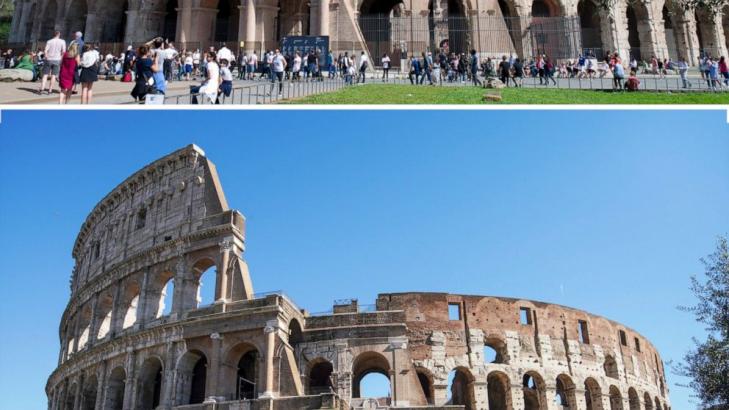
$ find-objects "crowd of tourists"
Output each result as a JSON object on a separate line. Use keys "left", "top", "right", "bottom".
{"left": 2, "top": 30, "right": 729, "bottom": 103}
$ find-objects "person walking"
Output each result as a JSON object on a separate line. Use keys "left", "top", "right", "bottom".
{"left": 498, "top": 55, "right": 510, "bottom": 86}
{"left": 39, "top": 31, "right": 66, "bottom": 95}
{"left": 270, "top": 48, "right": 287, "bottom": 97}
{"left": 677, "top": 56, "right": 689, "bottom": 88}
{"left": 358, "top": 51, "right": 368, "bottom": 83}
{"left": 419, "top": 52, "right": 433, "bottom": 85}
{"left": 612, "top": 58, "right": 625, "bottom": 90}
{"left": 409, "top": 55, "right": 421, "bottom": 85}
{"left": 381, "top": 53, "right": 391, "bottom": 82}
{"left": 58, "top": 43, "right": 79, "bottom": 104}
{"left": 512, "top": 57, "right": 524, "bottom": 87}
{"left": 247, "top": 51, "right": 257, "bottom": 80}
{"left": 217, "top": 59, "right": 233, "bottom": 103}
{"left": 469, "top": 49, "right": 481, "bottom": 86}
{"left": 150, "top": 38, "right": 167, "bottom": 95}
{"left": 78, "top": 43, "right": 99, "bottom": 104}
{"left": 719, "top": 56, "right": 729, "bottom": 86}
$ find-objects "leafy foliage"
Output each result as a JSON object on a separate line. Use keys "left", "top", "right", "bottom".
{"left": 674, "top": 236, "right": 729, "bottom": 409}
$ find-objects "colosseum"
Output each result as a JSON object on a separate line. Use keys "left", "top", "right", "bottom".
{"left": 8, "top": 0, "right": 729, "bottom": 64}
{"left": 47, "top": 144, "right": 671, "bottom": 410}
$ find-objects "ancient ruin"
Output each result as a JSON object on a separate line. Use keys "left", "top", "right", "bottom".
{"left": 47, "top": 144, "right": 671, "bottom": 410}
{"left": 9, "top": 0, "right": 729, "bottom": 65}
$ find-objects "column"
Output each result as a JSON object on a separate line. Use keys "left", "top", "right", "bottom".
{"left": 136, "top": 267, "right": 150, "bottom": 329}
{"left": 122, "top": 351, "right": 137, "bottom": 409}
{"left": 216, "top": 238, "right": 232, "bottom": 302}
{"left": 87, "top": 293, "right": 99, "bottom": 349}
{"left": 389, "top": 337, "right": 407, "bottom": 407}
{"left": 160, "top": 343, "right": 177, "bottom": 408}
{"left": 319, "top": 0, "right": 330, "bottom": 36}
{"left": 204, "top": 333, "right": 224, "bottom": 401}
{"left": 260, "top": 320, "right": 278, "bottom": 398}
{"left": 72, "top": 376, "right": 83, "bottom": 410}
{"left": 244, "top": 0, "right": 257, "bottom": 53}
{"left": 84, "top": 13, "right": 103, "bottom": 42}
{"left": 95, "top": 361, "right": 107, "bottom": 410}
{"left": 109, "top": 281, "right": 123, "bottom": 338}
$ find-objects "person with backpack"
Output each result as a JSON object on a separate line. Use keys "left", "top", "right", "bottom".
{"left": 498, "top": 55, "right": 511, "bottom": 87}
{"left": 357, "top": 51, "right": 369, "bottom": 83}
{"left": 131, "top": 45, "right": 158, "bottom": 102}
{"left": 409, "top": 54, "right": 421, "bottom": 85}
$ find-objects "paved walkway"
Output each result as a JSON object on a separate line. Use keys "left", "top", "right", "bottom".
{"left": 0, "top": 70, "right": 724, "bottom": 105}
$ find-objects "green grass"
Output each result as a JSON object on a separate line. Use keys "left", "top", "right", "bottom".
{"left": 288, "top": 84, "right": 729, "bottom": 104}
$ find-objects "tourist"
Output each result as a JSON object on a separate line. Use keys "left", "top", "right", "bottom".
{"left": 217, "top": 43, "right": 233, "bottom": 64}
{"left": 39, "top": 31, "right": 66, "bottom": 95}
{"left": 707, "top": 58, "right": 720, "bottom": 90}
{"left": 625, "top": 70, "right": 640, "bottom": 91}
{"left": 469, "top": 50, "right": 481, "bottom": 86}
{"left": 677, "top": 56, "right": 689, "bottom": 88}
{"left": 544, "top": 57, "right": 557, "bottom": 86}
{"left": 163, "top": 43, "right": 178, "bottom": 82}
{"left": 536, "top": 55, "right": 545, "bottom": 85}
{"left": 77, "top": 43, "right": 99, "bottom": 104}
{"left": 382, "top": 53, "right": 391, "bottom": 82}
{"left": 1, "top": 48, "right": 13, "bottom": 68}
{"left": 58, "top": 43, "right": 79, "bottom": 104}
{"left": 131, "top": 45, "right": 157, "bottom": 102}
{"left": 260, "top": 50, "right": 272, "bottom": 80}
{"left": 151, "top": 38, "right": 167, "bottom": 95}
{"left": 409, "top": 54, "right": 421, "bottom": 85}
{"left": 183, "top": 51, "right": 193, "bottom": 81}
{"left": 218, "top": 59, "right": 233, "bottom": 103}
{"left": 306, "top": 50, "right": 317, "bottom": 81}
{"left": 247, "top": 51, "right": 257, "bottom": 80}
{"left": 420, "top": 52, "right": 433, "bottom": 85}
{"left": 192, "top": 49, "right": 201, "bottom": 77}
{"left": 191, "top": 51, "right": 220, "bottom": 104}
{"left": 0, "top": 49, "right": 34, "bottom": 82}
{"left": 612, "top": 58, "right": 625, "bottom": 90}
{"left": 327, "top": 51, "right": 335, "bottom": 78}
{"left": 498, "top": 55, "right": 510, "bottom": 86}
{"left": 344, "top": 53, "right": 354, "bottom": 85}
{"left": 719, "top": 56, "right": 728, "bottom": 86}
{"left": 269, "top": 48, "right": 287, "bottom": 97}
{"left": 512, "top": 58, "right": 524, "bottom": 87}
{"left": 358, "top": 51, "right": 368, "bottom": 83}
{"left": 292, "top": 51, "right": 302, "bottom": 82}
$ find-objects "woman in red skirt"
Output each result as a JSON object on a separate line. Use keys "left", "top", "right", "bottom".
{"left": 59, "top": 43, "right": 79, "bottom": 104}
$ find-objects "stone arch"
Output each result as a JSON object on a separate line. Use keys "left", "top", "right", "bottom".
{"left": 415, "top": 366, "right": 434, "bottom": 405}
{"left": 39, "top": 0, "right": 59, "bottom": 40}
{"left": 447, "top": 367, "right": 476, "bottom": 410}
{"left": 76, "top": 303, "right": 93, "bottom": 351}
{"left": 577, "top": 0, "right": 607, "bottom": 56}
{"left": 351, "top": 351, "right": 391, "bottom": 399}
{"left": 192, "top": 257, "right": 217, "bottom": 308}
{"left": 277, "top": 0, "right": 310, "bottom": 40}
{"left": 584, "top": 377, "right": 603, "bottom": 410}
{"left": 483, "top": 335, "right": 508, "bottom": 364}
{"left": 176, "top": 350, "right": 208, "bottom": 405}
{"left": 487, "top": 370, "right": 512, "bottom": 410}
{"left": 555, "top": 374, "right": 577, "bottom": 409}
{"left": 522, "top": 371, "right": 548, "bottom": 410}
{"left": 308, "top": 358, "right": 334, "bottom": 394}
{"left": 625, "top": 0, "right": 652, "bottom": 60}
{"left": 654, "top": 396, "right": 662, "bottom": 410}
{"left": 644, "top": 392, "right": 653, "bottom": 410}
{"left": 215, "top": 0, "right": 240, "bottom": 43}
{"left": 104, "top": 367, "right": 126, "bottom": 410}
{"left": 627, "top": 387, "right": 640, "bottom": 410}
{"left": 288, "top": 318, "right": 303, "bottom": 346}
{"left": 531, "top": 0, "right": 562, "bottom": 17}
{"left": 81, "top": 373, "right": 98, "bottom": 410}
{"left": 609, "top": 385, "right": 623, "bottom": 410}
{"left": 121, "top": 280, "right": 141, "bottom": 330}
{"left": 163, "top": 0, "right": 178, "bottom": 41}
{"left": 152, "top": 270, "right": 176, "bottom": 319}
{"left": 95, "top": 291, "right": 114, "bottom": 340}
{"left": 604, "top": 355, "right": 619, "bottom": 379}
{"left": 236, "top": 346, "right": 260, "bottom": 399}
{"left": 64, "top": 0, "right": 89, "bottom": 39}
{"left": 137, "top": 356, "right": 164, "bottom": 409}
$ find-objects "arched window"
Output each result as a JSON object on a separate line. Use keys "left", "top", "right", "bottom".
{"left": 137, "top": 357, "right": 163, "bottom": 409}
{"left": 487, "top": 371, "right": 512, "bottom": 410}
{"left": 352, "top": 352, "right": 391, "bottom": 401}
{"left": 156, "top": 277, "right": 174, "bottom": 318}
{"left": 584, "top": 378, "right": 603, "bottom": 410}
{"left": 308, "top": 360, "right": 334, "bottom": 394}
{"left": 483, "top": 337, "right": 508, "bottom": 364}
{"left": 415, "top": 368, "right": 433, "bottom": 405}
{"left": 105, "top": 367, "right": 126, "bottom": 410}
{"left": 82, "top": 374, "right": 98, "bottom": 410}
{"left": 176, "top": 351, "right": 208, "bottom": 405}
{"left": 522, "top": 372, "right": 547, "bottom": 410}
{"left": 122, "top": 294, "right": 139, "bottom": 329}
{"left": 604, "top": 355, "right": 619, "bottom": 379}
{"left": 609, "top": 385, "right": 623, "bottom": 410}
{"left": 644, "top": 392, "right": 654, "bottom": 410}
{"left": 193, "top": 259, "right": 216, "bottom": 307}
{"left": 237, "top": 350, "right": 259, "bottom": 399}
{"left": 555, "top": 374, "right": 576, "bottom": 409}
{"left": 447, "top": 367, "right": 475, "bottom": 409}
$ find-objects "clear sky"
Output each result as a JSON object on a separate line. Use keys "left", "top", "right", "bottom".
{"left": 0, "top": 109, "right": 727, "bottom": 410}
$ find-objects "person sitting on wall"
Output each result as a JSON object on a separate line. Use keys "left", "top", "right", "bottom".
{"left": 624, "top": 70, "right": 640, "bottom": 91}
{"left": 0, "top": 49, "right": 35, "bottom": 82}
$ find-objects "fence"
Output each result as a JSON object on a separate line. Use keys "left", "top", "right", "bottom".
{"left": 356, "top": 15, "right": 582, "bottom": 65}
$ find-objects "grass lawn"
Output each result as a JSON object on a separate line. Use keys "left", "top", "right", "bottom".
{"left": 288, "top": 84, "right": 729, "bottom": 104}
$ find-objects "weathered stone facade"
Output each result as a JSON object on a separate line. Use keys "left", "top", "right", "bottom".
{"left": 47, "top": 145, "right": 671, "bottom": 410}
{"left": 9, "top": 0, "right": 729, "bottom": 64}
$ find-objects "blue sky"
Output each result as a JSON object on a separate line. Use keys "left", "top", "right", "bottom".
{"left": 0, "top": 109, "right": 727, "bottom": 409}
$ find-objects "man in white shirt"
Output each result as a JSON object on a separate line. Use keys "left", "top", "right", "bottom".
{"left": 217, "top": 44, "right": 233, "bottom": 64}
{"left": 358, "top": 51, "right": 368, "bottom": 83}
{"left": 163, "top": 43, "right": 178, "bottom": 81}
{"left": 247, "top": 51, "right": 258, "bottom": 80}
{"left": 39, "top": 31, "right": 66, "bottom": 95}
{"left": 269, "top": 49, "right": 287, "bottom": 97}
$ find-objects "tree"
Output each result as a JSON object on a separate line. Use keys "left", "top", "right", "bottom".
{"left": 674, "top": 236, "right": 729, "bottom": 409}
